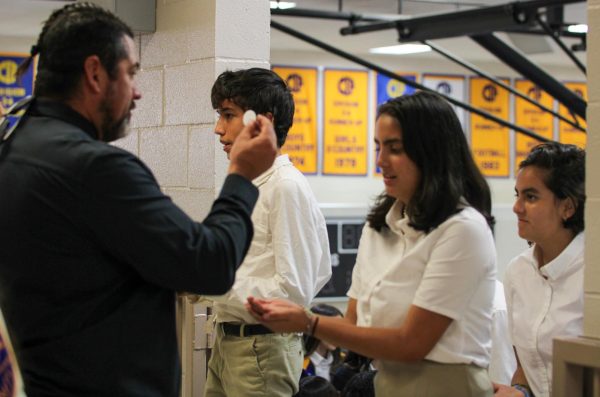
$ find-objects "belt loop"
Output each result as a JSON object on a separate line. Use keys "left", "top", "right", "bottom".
{"left": 240, "top": 324, "right": 246, "bottom": 337}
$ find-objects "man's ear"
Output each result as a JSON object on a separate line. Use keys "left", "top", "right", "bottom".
{"left": 82, "top": 55, "right": 105, "bottom": 95}
{"left": 264, "top": 112, "right": 274, "bottom": 122}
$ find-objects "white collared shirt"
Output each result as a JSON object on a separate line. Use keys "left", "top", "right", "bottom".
{"left": 347, "top": 200, "right": 496, "bottom": 368}
{"left": 309, "top": 351, "right": 334, "bottom": 380}
{"left": 504, "top": 233, "right": 584, "bottom": 397}
{"left": 209, "top": 155, "right": 332, "bottom": 323}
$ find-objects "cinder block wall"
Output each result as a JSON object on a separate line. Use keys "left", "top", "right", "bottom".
{"left": 113, "top": 1, "right": 271, "bottom": 395}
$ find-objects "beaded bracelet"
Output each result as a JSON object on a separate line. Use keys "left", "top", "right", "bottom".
{"left": 303, "top": 309, "right": 320, "bottom": 336}
{"left": 512, "top": 384, "right": 534, "bottom": 397}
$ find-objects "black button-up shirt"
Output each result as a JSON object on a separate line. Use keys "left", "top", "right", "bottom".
{"left": 0, "top": 98, "right": 258, "bottom": 396}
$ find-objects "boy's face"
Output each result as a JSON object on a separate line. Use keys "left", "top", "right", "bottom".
{"left": 214, "top": 99, "right": 245, "bottom": 159}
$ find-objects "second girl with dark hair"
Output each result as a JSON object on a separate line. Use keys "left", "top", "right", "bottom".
{"left": 247, "top": 91, "right": 497, "bottom": 397}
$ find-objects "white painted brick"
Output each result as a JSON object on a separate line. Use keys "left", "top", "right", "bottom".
{"left": 215, "top": 0, "right": 270, "bottom": 61}
{"left": 214, "top": 60, "right": 271, "bottom": 78}
{"left": 188, "top": 26, "right": 216, "bottom": 61}
{"left": 165, "top": 61, "right": 215, "bottom": 126}
{"left": 189, "top": 125, "right": 216, "bottom": 190}
{"left": 163, "top": 188, "right": 214, "bottom": 221}
{"left": 140, "top": 30, "right": 189, "bottom": 69}
{"left": 111, "top": 128, "right": 139, "bottom": 155}
{"left": 583, "top": 293, "right": 600, "bottom": 339}
{"left": 139, "top": 126, "right": 188, "bottom": 187}
{"left": 131, "top": 68, "right": 163, "bottom": 129}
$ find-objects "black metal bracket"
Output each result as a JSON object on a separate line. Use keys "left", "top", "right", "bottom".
{"left": 270, "top": 20, "right": 551, "bottom": 143}
{"left": 470, "top": 33, "right": 585, "bottom": 119}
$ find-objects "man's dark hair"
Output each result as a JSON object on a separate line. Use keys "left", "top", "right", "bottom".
{"left": 367, "top": 91, "right": 494, "bottom": 233}
{"left": 17, "top": 2, "right": 133, "bottom": 100}
{"left": 519, "top": 141, "right": 585, "bottom": 235}
{"left": 211, "top": 68, "right": 295, "bottom": 147}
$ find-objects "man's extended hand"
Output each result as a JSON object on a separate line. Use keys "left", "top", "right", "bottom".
{"left": 228, "top": 114, "right": 277, "bottom": 180}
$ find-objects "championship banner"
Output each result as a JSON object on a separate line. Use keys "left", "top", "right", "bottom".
{"left": 0, "top": 53, "right": 34, "bottom": 115}
{"left": 558, "top": 82, "right": 587, "bottom": 148}
{"left": 376, "top": 72, "right": 417, "bottom": 106}
{"left": 514, "top": 80, "right": 554, "bottom": 174}
{"left": 422, "top": 74, "right": 466, "bottom": 128}
{"left": 469, "top": 77, "right": 510, "bottom": 177}
{"left": 273, "top": 66, "right": 318, "bottom": 174}
{"left": 323, "top": 69, "right": 369, "bottom": 176}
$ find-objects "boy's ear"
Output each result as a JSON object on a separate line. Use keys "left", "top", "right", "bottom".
{"left": 264, "top": 112, "right": 274, "bottom": 122}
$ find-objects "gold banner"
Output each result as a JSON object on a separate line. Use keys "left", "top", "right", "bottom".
{"left": 558, "top": 82, "right": 586, "bottom": 148}
{"left": 273, "top": 66, "right": 319, "bottom": 174}
{"left": 323, "top": 69, "right": 369, "bottom": 175}
{"left": 469, "top": 77, "right": 510, "bottom": 177}
{"left": 514, "top": 80, "right": 554, "bottom": 174}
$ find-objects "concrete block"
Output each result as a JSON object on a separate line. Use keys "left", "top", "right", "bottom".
{"left": 215, "top": 0, "right": 270, "bottom": 61}
{"left": 163, "top": 188, "right": 214, "bottom": 221}
{"left": 214, "top": 60, "right": 270, "bottom": 78}
{"left": 131, "top": 68, "right": 163, "bottom": 129}
{"left": 139, "top": 126, "right": 188, "bottom": 187}
{"left": 111, "top": 128, "right": 139, "bottom": 155}
{"left": 583, "top": 293, "right": 600, "bottom": 339}
{"left": 140, "top": 30, "right": 189, "bottom": 68}
{"left": 165, "top": 61, "right": 215, "bottom": 126}
{"left": 189, "top": 125, "right": 215, "bottom": 190}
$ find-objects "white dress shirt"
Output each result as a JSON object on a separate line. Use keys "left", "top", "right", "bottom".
{"left": 347, "top": 200, "right": 496, "bottom": 368}
{"left": 504, "top": 233, "right": 584, "bottom": 397}
{"left": 208, "top": 154, "right": 332, "bottom": 323}
{"left": 489, "top": 280, "right": 517, "bottom": 384}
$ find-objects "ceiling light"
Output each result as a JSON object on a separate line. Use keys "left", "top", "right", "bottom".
{"left": 270, "top": 1, "right": 296, "bottom": 9}
{"left": 567, "top": 24, "right": 587, "bottom": 33}
{"left": 369, "top": 44, "right": 431, "bottom": 55}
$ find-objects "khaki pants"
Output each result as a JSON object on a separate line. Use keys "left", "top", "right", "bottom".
{"left": 375, "top": 360, "right": 493, "bottom": 397}
{"left": 204, "top": 325, "right": 303, "bottom": 397}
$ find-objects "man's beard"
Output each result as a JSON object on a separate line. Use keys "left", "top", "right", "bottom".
{"left": 98, "top": 91, "right": 130, "bottom": 142}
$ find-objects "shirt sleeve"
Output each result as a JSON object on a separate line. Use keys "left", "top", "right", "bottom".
{"left": 80, "top": 149, "right": 258, "bottom": 295}
{"left": 412, "top": 214, "right": 496, "bottom": 320}
{"left": 210, "top": 177, "right": 331, "bottom": 307}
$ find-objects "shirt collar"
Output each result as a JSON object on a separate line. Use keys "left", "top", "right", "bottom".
{"left": 540, "top": 232, "right": 584, "bottom": 280}
{"left": 253, "top": 154, "right": 291, "bottom": 187}
{"left": 385, "top": 200, "right": 422, "bottom": 238}
{"left": 31, "top": 98, "right": 99, "bottom": 140}
{"left": 309, "top": 351, "right": 334, "bottom": 367}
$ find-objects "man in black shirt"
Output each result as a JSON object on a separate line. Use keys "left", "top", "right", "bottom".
{"left": 0, "top": 3, "right": 277, "bottom": 396}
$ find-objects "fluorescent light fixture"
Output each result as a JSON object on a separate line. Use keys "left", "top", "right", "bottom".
{"left": 270, "top": 1, "right": 296, "bottom": 9}
{"left": 369, "top": 44, "right": 431, "bottom": 55}
{"left": 567, "top": 24, "right": 587, "bottom": 33}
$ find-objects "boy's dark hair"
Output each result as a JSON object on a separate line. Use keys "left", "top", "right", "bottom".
{"left": 519, "top": 141, "right": 585, "bottom": 235}
{"left": 341, "top": 370, "right": 376, "bottom": 397}
{"left": 17, "top": 2, "right": 133, "bottom": 100}
{"left": 211, "top": 68, "right": 295, "bottom": 147}
{"left": 294, "top": 376, "right": 339, "bottom": 397}
{"left": 367, "top": 91, "right": 494, "bottom": 233}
